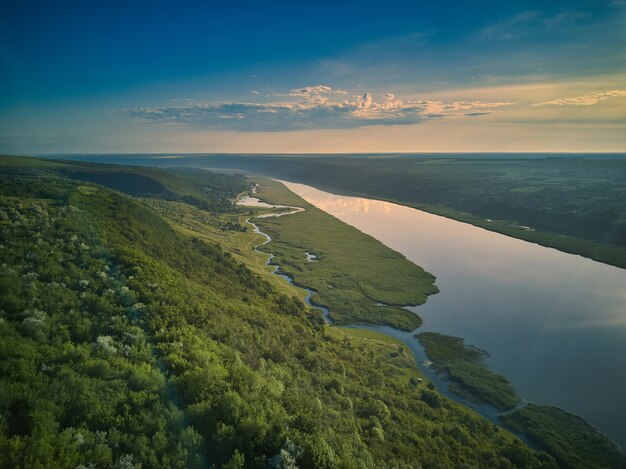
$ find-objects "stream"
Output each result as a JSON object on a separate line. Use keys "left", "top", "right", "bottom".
{"left": 238, "top": 194, "right": 534, "bottom": 445}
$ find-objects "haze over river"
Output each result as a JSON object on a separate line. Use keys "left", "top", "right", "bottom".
{"left": 281, "top": 180, "right": 626, "bottom": 448}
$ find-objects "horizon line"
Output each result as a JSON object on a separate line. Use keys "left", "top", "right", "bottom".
{"left": 25, "top": 151, "right": 626, "bottom": 157}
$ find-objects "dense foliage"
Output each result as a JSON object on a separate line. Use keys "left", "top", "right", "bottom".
{"left": 0, "top": 157, "right": 558, "bottom": 468}
{"left": 0, "top": 155, "right": 248, "bottom": 215}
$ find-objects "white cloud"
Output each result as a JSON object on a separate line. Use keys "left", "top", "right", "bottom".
{"left": 543, "top": 11, "right": 589, "bottom": 28}
{"left": 534, "top": 90, "right": 626, "bottom": 106}
{"left": 123, "top": 85, "right": 514, "bottom": 131}
{"left": 272, "top": 85, "right": 348, "bottom": 98}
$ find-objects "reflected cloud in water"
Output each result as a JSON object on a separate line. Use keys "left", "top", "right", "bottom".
{"left": 281, "top": 180, "right": 626, "bottom": 448}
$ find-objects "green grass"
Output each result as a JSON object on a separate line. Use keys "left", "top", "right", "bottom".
{"left": 253, "top": 178, "right": 439, "bottom": 331}
{"left": 417, "top": 332, "right": 519, "bottom": 411}
{"left": 0, "top": 155, "right": 69, "bottom": 168}
{"left": 501, "top": 404, "right": 626, "bottom": 469}
{"left": 141, "top": 197, "right": 310, "bottom": 302}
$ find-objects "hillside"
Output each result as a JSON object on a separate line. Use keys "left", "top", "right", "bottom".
{"left": 0, "top": 156, "right": 556, "bottom": 468}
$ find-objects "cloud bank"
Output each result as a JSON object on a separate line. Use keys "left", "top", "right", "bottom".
{"left": 123, "top": 85, "right": 513, "bottom": 131}
{"left": 534, "top": 90, "right": 626, "bottom": 106}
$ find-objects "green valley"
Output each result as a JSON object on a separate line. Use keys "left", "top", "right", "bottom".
{"left": 0, "top": 155, "right": 558, "bottom": 468}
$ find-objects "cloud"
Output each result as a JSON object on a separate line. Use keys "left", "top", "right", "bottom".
{"left": 271, "top": 85, "right": 348, "bottom": 98}
{"left": 479, "top": 11, "right": 541, "bottom": 41}
{"left": 123, "top": 85, "right": 514, "bottom": 131}
{"left": 464, "top": 112, "right": 491, "bottom": 117}
{"left": 543, "top": 11, "right": 589, "bottom": 28}
{"left": 534, "top": 90, "right": 626, "bottom": 106}
{"left": 479, "top": 9, "right": 589, "bottom": 41}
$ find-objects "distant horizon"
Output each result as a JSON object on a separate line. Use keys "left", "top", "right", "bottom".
{"left": 31, "top": 151, "right": 626, "bottom": 157}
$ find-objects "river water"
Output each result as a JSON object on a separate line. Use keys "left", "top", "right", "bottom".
{"left": 278, "top": 181, "right": 626, "bottom": 449}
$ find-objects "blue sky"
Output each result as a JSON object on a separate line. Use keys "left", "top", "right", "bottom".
{"left": 1, "top": 0, "right": 625, "bottom": 153}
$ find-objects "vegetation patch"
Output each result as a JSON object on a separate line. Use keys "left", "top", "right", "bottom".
{"left": 501, "top": 404, "right": 626, "bottom": 469}
{"left": 417, "top": 332, "right": 519, "bottom": 410}
{"left": 0, "top": 156, "right": 249, "bottom": 213}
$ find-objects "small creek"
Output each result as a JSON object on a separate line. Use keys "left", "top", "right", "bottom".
{"left": 238, "top": 195, "right": 533, "bottom": 445}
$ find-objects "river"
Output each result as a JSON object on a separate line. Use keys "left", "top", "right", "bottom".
{"left": 274, "top": 180, "right": 626, "bottom": 449}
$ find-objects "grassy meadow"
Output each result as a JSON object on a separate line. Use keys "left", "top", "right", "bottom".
{"left": 252, "top": 178, "right": 439, "bottom": 331}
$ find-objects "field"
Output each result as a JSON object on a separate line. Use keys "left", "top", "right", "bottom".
{"left": 141, "top": 198, "right": 310, "bottom": 301}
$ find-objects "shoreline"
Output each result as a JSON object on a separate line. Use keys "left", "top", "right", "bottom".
{"left": 238, "top": 180, "right": 625, "bottom": 461}
{"left": 238, "top": 188, "right": 531, "bottom": 439}
{"left": 251, "top": 174, "right": 626, "bottom": 271}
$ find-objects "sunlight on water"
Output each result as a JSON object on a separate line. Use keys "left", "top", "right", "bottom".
{"left": 282, "top": 180, "right": 626, "bottom": 447}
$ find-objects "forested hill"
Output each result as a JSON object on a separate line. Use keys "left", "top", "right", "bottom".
{"left": 0, "top": 155, "right": 248, "bottom": 214}
{"left": 0, "top": 156, "right": 556, "bottom": 468}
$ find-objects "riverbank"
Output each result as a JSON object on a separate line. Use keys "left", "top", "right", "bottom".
{"left": 416, "top": 332, "right": 519, "bottom": 411}
{"left": 244, "top": 178, "right": 626, "bottom": 466}
{"left": 247, "top": 178, "right": 438, "bottom": 331}
{"left": 239, "top": 186, "right": 527, "bottom": 430}
{"left": 502, "top": 404, "right": 626, "bottom": 469}
{"left": 239, "top": 183, "right": 523, "bottom": 421}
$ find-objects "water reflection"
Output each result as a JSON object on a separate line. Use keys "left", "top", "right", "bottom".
{"left": 282, "top": 180, "right": 626, "bottom": 448}
{"left": 237, "top": 195, "right": 304, "bottom": 218}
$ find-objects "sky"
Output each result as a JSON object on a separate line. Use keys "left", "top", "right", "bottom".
{"left": 1, "top": 0, "right": 625, "bottom": 154}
